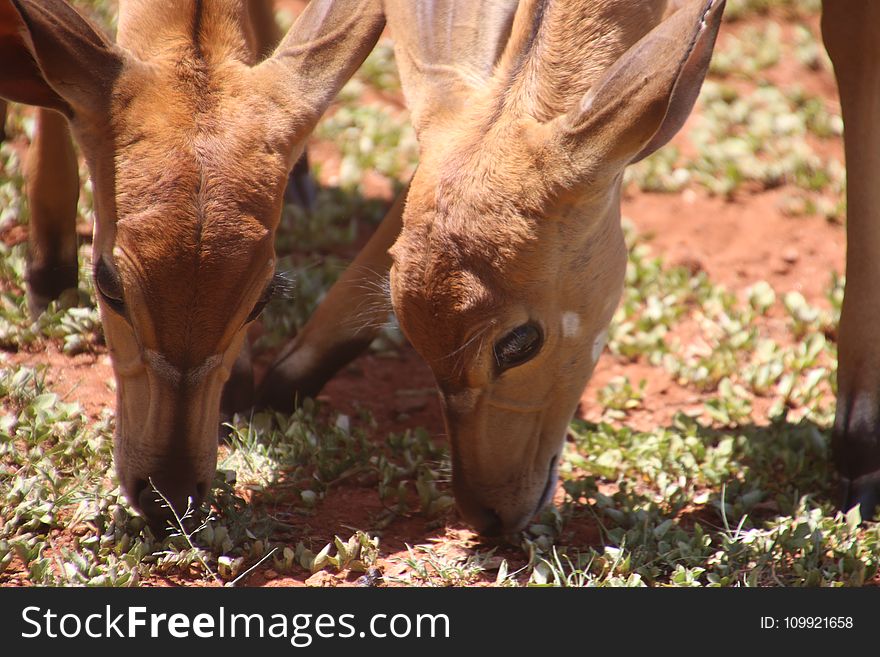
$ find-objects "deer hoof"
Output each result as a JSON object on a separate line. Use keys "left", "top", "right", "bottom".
{"left": 25, "top": 261, "right": 78, "bottom": 318}
{"left": 256, "top": 336, "right": 373, "bottom": 414}
{"left": 218, "top": 343, "right": 254, "bottom": 439}
{"left": 833, "top": 411, "right": 880, "bottom": 522}
{"left": 838, "top": 473, "right": 880, "bottom": 523}
{"left": 255, "top": 364, "right": 318, "bottom": 414}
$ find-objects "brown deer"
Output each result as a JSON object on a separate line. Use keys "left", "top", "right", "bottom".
{"left": 259, "top": 0, "right": 724, "bottom": 535}
{"left": 0, "top": 0, "right": 384, "bottom": 529}
{"left": 383, "top": 0, "right": 725, "bottom": 536}
{"left": 0, "top": 1, "right": 315, "bottom": 316}
{"left": 263, "top": 0, "right": 880, "bottom": 536}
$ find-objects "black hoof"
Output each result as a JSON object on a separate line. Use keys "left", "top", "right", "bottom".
{"left": 838, "top": 474, "right": 880, "bottom": 522}
{"left": 219, "top": 367, "right": 254, "bottom": 418}
{"left": 255, "top": 362, "right": 317, "bottom": 415}
{"left": 256, "top": 337, "right": 373, "bottom": 414}
{"left": 25, "top": 262, "right": 78, "bottom": 318}
{"left": 832, "top": 413, "right": 880, "bottom": 522}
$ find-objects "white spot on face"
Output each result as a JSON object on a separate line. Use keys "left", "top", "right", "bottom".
{"left": 580, "top": 91, "right": 595, "bottom": 115}
{"left": 591, "top": 330, "right": 608, "bottom": 363}
{"left": 561, "top": 312, "right": 581, "bottom": 339}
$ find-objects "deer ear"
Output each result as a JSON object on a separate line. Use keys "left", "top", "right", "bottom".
{"left": 556, "top": 0, "right": 724, "bottom": 172}
{"left": 0, "top": 0, "right": 123, "bottom": 119}
{"left": 254, "top": 0, "right": 384, "bottom": 141}
{"left": 384, "top": 0, "right": 518, "bottom": 143}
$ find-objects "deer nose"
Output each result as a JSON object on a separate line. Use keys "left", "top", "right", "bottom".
{"left": 454, "top": 485, "right": 531, "bottom": 537}
{"left": 453, "top": 454, "right": 559, "bottom": 537}
{"left": 133, "top": 478, "right": 207, "bottom": 533}
{"left": 463, "top": 505, "right": 505, "bottom": 537}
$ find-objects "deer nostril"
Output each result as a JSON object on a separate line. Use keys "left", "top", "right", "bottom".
{"left": 472, "top": 506, "right": 504, "bottom": 537}
{"left": 131, "top": 478, "right": 205, "bottom": 534}
{"left": 131, "top": 478, "right": 149, "bottom": 504}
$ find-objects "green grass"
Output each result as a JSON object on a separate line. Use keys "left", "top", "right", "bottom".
{"left": 2, "top": 0, "right": 877, "bottom": 587}
{"left": 626, "top": 11, "right": 845, "bottom": 221}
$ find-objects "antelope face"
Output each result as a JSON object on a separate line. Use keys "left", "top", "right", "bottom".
{"left": 383, "top": 0, "right": 724, "bottom": 536}
{"left": 95, "top": 65, "right": 293, "bottom": 524}
{"left": 0, "top": 0, "right": 385, "bottom": 528}
{"left": 391, "top": 143, "right": 627, "bottom": 536}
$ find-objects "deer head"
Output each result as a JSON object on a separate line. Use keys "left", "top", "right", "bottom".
{"left": 0, "top": 0, "right": 384, "bottom": 528}
{"left": 385, "top": 0, "right": 724, "bottom": 535}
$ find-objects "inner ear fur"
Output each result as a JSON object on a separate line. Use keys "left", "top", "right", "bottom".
{"left": 556, "top": 0, "right": 725, "bottom": 172}
{"left": 253, "top": 0, "right": 384, "bottom": 143}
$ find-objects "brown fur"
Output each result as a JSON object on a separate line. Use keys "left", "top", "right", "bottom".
{"left": 381, "top": 0, "right": 724, "bottom": 535}
{"left": 5, "top": 0, "right": 879, "bottom": 534}
{"left": 262, "top": 0, "right": 880, "bottom": 532}
{"left": 255, "top": 0, "right": 726, "bottom": 534}
{"left": 0, "top": 0, "right": 384, "bottom": 526}
{"left": 822, "top": 0, "right": 880, "bottom": 516}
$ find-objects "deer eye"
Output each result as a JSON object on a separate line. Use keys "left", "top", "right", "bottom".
{"left": 245, "top": 277, "right": 277, "bottom": 323}
{"left": 94, "top": 257, "right": 125, "bottom": 315}
{"left": 494, "top": 322, "right": 543, "bottom": 372}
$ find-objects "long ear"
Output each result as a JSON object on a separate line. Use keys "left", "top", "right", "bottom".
{"left": 0, "top": 0, "right": 123, "bottom": 119}
{"left": 253, "top": 0, "right": 385, "bottom": 140}
{"left": 556, "top": 0, "right": 724, "bottom": 172}
{"left": 383, "top": 0, "right": 519, "bottom": 141}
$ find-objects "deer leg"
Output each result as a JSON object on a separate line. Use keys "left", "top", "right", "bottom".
{"left": 247, "top": 0, "right": 316, "bottom": 212}
{"left": 822, "top": 1, "right": 880, "bottom": 519}
{"left": 24, "top": 108, "right": 79, "bottom": 317}
{"left": 0, "top": 99, "right": 7, "bottom": 142}
{"left": 257, "top": 186, "right": 407, "bottom": 412}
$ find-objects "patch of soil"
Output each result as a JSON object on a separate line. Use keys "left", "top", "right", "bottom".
{"left": 4, "top": 346, "right": 115, "bottom": 420}
{"left": 319, "top": 346, "right": 442, "bottom": 437}
{"left": 622, "top": 189, "right": 844, "bottom": 308}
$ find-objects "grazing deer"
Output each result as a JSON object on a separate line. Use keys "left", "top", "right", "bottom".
{"left": 382, "top": 0, "right": 728, "bottom": 536}
{"left": 264, "top": 0, "right": 880, "bottom": 536}
{"left": 262, "top": 0, "right": 725, "bottom": 536}
{"left": 0, "top": 1, "right": 315, "bottom": 317}
{"left": 0, "top": 0, "right": 384, "bottom": 529}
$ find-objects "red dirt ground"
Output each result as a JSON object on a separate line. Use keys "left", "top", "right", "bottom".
{"left": 0, "top": 7, "right": 850, "bottom": 586}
